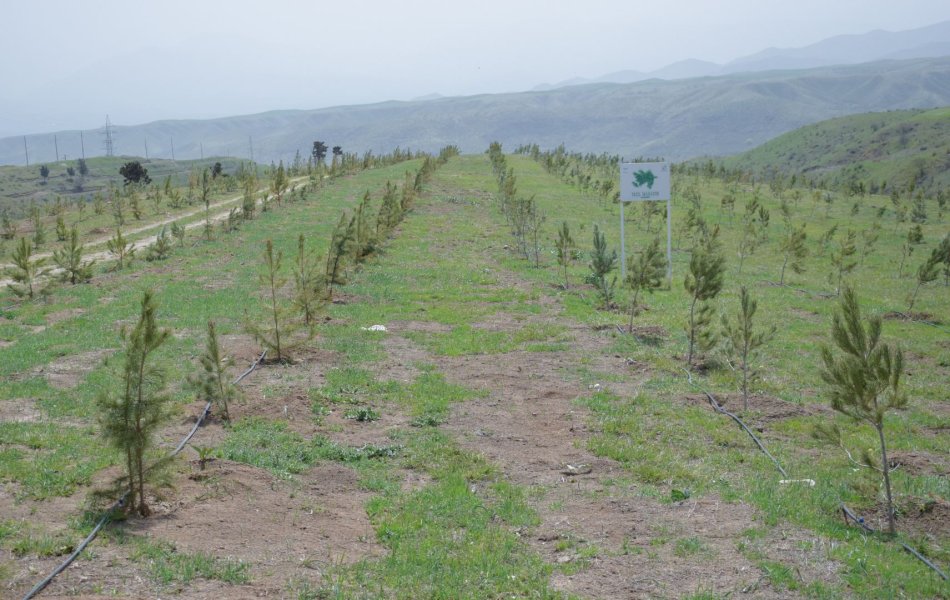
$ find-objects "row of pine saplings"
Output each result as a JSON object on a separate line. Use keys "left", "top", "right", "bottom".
{"left": 490, "top": 143, "right": 945, "bottom": 538}
{"left": 2, "top": 146, "right": 449, "bottom": 299}
{"left": 15, "top": 147, "right": 454, "bottom": 518}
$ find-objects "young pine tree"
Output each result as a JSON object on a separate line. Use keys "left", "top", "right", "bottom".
{"left": 778, "top": 223, "right": 808, "bottom": 285}
{"left": 6, "top": 237, "right": 50, "bottom": 299}
{"left": 685, "top": 228, "right": 726, "bottom": 367}
{"left": 292, "top": 234, "right": 326, "bottom": 333}
{"left": 97, "top": 291, "right": 172, "bottom": 517}
{"left": 721, "top": 286, "right": 775, "bottom": 410}
{"left": 817, "top": 286, "right": 905, "bottom": 535}
{"left": 30, "top": 208, "right": 45, "bottom": 248}
{"left": 145, "top": 226, "right": 172, "bottom": 262}
{"left": 245, "top": 240, "right": 294, "bottom": 362}
{"left": 354, "top": 191, "right": 377, "bottom": 262}
{"left": 907, "top": 250, "right": 941, "bottom": 311}
{"left": 555, "top": 221, "right": 575, "bottom": 289}
{"left": 55, "top": 214, "right": 68, "bottom": 242}
{"left": 829, "top": 230, "right": 857, "bottom": 296}
{"left": 588, "top": 224, "right": 618, "bottom": 308}
{"left": 625, "top": 236, "right": 666, "bottom": 333}
{"left": 936, "top": 234, "right": 950, "bottom": 286}
{"left": 190, "top": 320, "right": 238, "bottom": 422}
{"left": 271, "top": 161, "right": 288, "bottom": 207}
{"left": 325, "top": 212, "right": 355, "bottom": 299}
{"left": 53, "top": 226, "right": 95, "bottom": 284}
{"left": 107, "top": 228, "right": 136, "bottom": 270}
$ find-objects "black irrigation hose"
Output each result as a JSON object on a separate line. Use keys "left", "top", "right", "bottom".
{"left": 841, "top": 503, "right": 949, "bottom": 582}
{"left": 21, "top": 349, "right": 267, "bottom": 600}
{"left": 682, "top": 368, "right": 788, "bottom": 478}
{"left": 682, "top": 369, "right": 948, "bottom": 582}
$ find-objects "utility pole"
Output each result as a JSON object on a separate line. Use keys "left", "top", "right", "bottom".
{"left": 144, "top": 137, "right": 149, "bottom": 160}
{"left": 170, "top": 137, "right": 175, "bottom": 161}
{"left": 23, "top": 136, "right": 29, "bottom": 166}
{"left": 54, "top": 135, "right": 59, "bottom": 161}
{"left": 248, "top": 135, "right": 254, "bottom": 162}
{"left": 80, "top": 131, "right": 86, "bottom": 159}
{"left": 200, "top": 142, "right": 204, "bottom": 160}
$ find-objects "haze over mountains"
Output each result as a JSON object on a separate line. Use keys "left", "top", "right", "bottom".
{"left": 1, "top": 21, "right": 948, "bottom": 166}
{"left": 533, "top": 20, "right": 950, "bottom": 89}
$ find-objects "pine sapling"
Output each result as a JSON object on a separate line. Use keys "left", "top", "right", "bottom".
{"left": 859, "top": 223, "right": 881, "bottom": 267}
{"left": 145, "top": 226, "right": 172, "bottom": 262}
{"left": 53, "top": 226, "right": 95, "bottom": 284}
{"left": 6, "top": 237, "right": 50, "bottom": 299}
{"left": 325, "top": 212, "right": 355, "bottom": 299}
{"left": 55, "top": 214, "right": 68, "bottom": 242}
{"left": 1, "top": 209, "right": 16, "bottom": 240}
{"left": 97, "top": 290, "right": 172, "bottom": 517}
{"left": 292, "top": 234, "right": 326, "bottom": 333}
{"left": 245, "top": 240, "right": 295, "bottom": 362}
{"left": 354, "top": 191, "right": 377, "bottom": 262}
{"left": 190, "top": 320, "right": 238, "bottom": 422}
{"left": 626, "top": 236, "right": 665, "bottom": 333}
{"left": 907, "top": 250, "right": 940, "bottom": 311}
{"left": 778, "top": 222, "right": 808, "bottom": 285}
{"left": 555, "top": 221, "right": 575, "bottom": 289}
{"left": 685, "top": 228, "right": 726, "bottom": 367}
{"left": 817, "top": 286, "right": 905, "bottom": 535}
{"left": 828, "top": 230, "right": 857, "bottom": 296}
{"left": 721, "top": 286, "right": 775, "bottom": 410}
{"left": 588, "top": 224, "right": 618, "bottom": 308}
{"left": 936, "top": 234, "right": 950, "bottom": 286}
{"left": 107, "top": 228, "right": 135, "bottom": 270}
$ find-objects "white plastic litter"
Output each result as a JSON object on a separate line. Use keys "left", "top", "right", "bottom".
{"left": 779, "top": 479, "right": 816, "bottom": 487}
{"left": 361, "top": 325, "right": 387, "bottom": 332}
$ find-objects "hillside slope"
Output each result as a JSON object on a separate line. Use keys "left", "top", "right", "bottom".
{"left": 3, "top": 57, "right": 949, "bottom": 166}
{"left": 718, "top": 107, "right": 950, "bottom": 193}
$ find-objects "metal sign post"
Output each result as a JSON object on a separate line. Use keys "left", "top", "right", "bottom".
{"left": 619, "top": 161, "right": 672, "bottom": 283}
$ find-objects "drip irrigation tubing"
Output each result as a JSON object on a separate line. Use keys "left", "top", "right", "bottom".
{"left": 21, "top": 349, "right": 267, "bottom": 600}
{"left": 682, "top": 368, "right": 788, "bottom": 478}
{"left": 681, "top": 368, "right": 948, "bottom": 582}
{"left": 841, "top": 503, "right": 948, "bottom": 582}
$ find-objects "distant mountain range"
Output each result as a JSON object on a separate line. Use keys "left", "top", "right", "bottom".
{"left": 2, "top": 57, "right": 949, "bottom": 166}
{"left": 533, "top": 20, "right": 950, "bottom": 90}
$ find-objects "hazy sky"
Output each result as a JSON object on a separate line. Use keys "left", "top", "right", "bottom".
{"left": 2, "top": 0, "right": 948, "bottom": 136}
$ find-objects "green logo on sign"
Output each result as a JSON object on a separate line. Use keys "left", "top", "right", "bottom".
{"left": 632, "top": 170, "right": 657, "bottom": 189}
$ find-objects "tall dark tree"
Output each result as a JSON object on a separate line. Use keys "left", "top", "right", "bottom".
{"left": 312, "top": 141, "right": 328, "bottom": 164}
{"left": 119, "top": 161, "right": 151, "bottom": 186}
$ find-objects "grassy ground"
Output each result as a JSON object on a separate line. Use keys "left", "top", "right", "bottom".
{"left": 0, "top": 152, "right": 947, "bottom": 598}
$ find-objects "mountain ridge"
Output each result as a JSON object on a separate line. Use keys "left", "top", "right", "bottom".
{"left": 2, "top": 57, "right": 949, "bottom": 166}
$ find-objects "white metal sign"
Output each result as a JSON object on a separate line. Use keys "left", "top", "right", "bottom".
{"left": 618, "top": 161, "right": 673, "bottom": 283}
{"left": 620, "top": 162, "right": 670, "bottom": 201}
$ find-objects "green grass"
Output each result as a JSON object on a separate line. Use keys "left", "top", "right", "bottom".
{"left": 131, "top": 538, "right": 249, "bottom": 586}
{"left": 2, "top": 149, "right": 948, "bottom": 598}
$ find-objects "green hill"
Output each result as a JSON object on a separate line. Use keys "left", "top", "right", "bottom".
{"left": 718, "top": 107, "right": 950, "bottom": 194}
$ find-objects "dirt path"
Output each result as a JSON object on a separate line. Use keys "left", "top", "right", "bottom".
{"left": 0, "top": 177, "right": 308, "bottom": 286}
{"left": 377, "top": 261, "right": 839, "bottom": 597}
